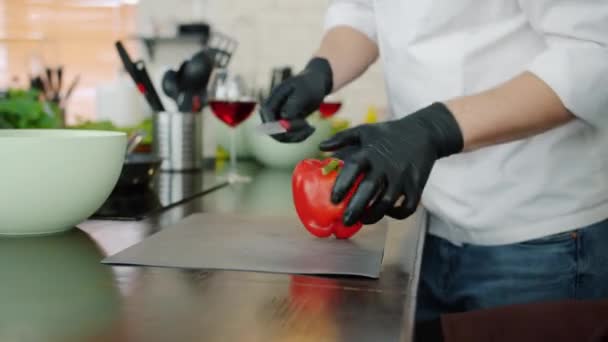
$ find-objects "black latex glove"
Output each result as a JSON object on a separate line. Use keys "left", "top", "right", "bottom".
{"left": 260, "top": 57, "right": 333, "bottom": 143}
{"left": 319, "top": 103, "right": 464, "bottom": 226}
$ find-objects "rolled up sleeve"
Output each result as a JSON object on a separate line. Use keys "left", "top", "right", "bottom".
{"left": 521, "top": 0, "right": 608, "bottom": 127}
{"left": 324, "top": 0, "right": 377, "bottom": 43}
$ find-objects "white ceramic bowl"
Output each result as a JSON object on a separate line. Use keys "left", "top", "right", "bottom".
{"left": 0, "top": 129, "right": 127, "bottom": 235}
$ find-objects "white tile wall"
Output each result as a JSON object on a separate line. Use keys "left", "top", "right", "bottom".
{"left": 137, "top": 0, "right": 388, "bottom": 125}
{"left": 136, "top": 0, "right": 389, "bottom": 159}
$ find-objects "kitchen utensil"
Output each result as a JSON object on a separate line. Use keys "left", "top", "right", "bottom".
{"left": 116, "top": 153, "right": 162, "bottom": 189}
{"left": 92, "top": 167, "right": 223, "bottom": 221}
{"left": 246, "top": 114, "right": 333, "bottom": 169}
{"left": 60, "top": 74, "right": 80, "bottom": 108}
{"left": 162, "top": 50, "right": 214, "bottom": 112}
{"left": 255, "top": 118, "right": 310, "bottom": 136}
{"left": 45, "top": 67, "right": 54, "bottom": 98}
{"left": 178, "top": 22, "right": 210, "bottom": 42}
{"left": 126, "top": 130, "right": 146, "bottom": 155}
{"left": 115, "top": 41, "right": 139, "bottom": 84}
{"left": 206, "top": 47, "right": 232, "bottom": 69}
{"left": 38, "top": 72, "right": 52, "bottom": 99}
{"left": 27, "top": 66, "right": 65, "bottom": 105}
{"left": 134, "top": 60, "right": 165, "bottom": 111}
{"left": 92, "top": 185, "right": 163, "bottom": 220}
{"left": 0, "top": 129, "right": 126, "bottom": 235}
{"left": 103, "top": 213, "right": 388, "bottom": 278}
{"left": 115, "top": 41, "right": 165, "bottom": 112}
{"left": 153, "top": 111, "right": 203, "bottom": 171}
{"left": 181, "top": 50, "right": 214, "bottom": 91}
{"left": 162, "top": 64, "right": 185, "bottom": 110}
{"left": 161, "top": 69, "right": 179, "bottom": 103}
{"left": 207, "top": 31, "right": 238, "bottom": 68}
{"left": 180, "top": 50, "right": 214, "bottom": 112}
{"left": 30, "top": 76, "right": 44, "bottom": 93}
{"left": 176, "top": 60, "right": 187, "bottom": 83}
{"left": 54, "top": 66, "right": 63, "bottom": 103}
{"left": 121, "top": 131, "right": 161, "bottom": 189}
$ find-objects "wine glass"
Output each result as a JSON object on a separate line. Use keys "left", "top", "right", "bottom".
{"left": 208, "top": 68, "right": 256, "bottom": 183}
{"left": 319, "top": 94, "right": 343, "bottom": 118}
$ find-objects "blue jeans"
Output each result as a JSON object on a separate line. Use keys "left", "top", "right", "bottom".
{"left": 416, "top": 218, "right": 608, "bottom": 322}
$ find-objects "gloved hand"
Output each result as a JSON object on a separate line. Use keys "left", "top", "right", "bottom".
{"left": 319, "top": 103, "right": 464, "bottom": 226}
{"left": 260, "top": 57, "right": 333, "bottom": 143}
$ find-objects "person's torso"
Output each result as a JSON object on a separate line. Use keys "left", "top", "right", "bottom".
{"left": 371, "top": 0, "right": 608, "bottom": 244}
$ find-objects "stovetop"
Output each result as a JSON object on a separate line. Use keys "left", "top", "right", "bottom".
{"left": 91, "top": 170, "right": 226, "bottom": 221}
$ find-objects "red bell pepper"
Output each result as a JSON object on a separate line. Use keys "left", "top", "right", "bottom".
{"left": 292, "top": 158, "right": 363, "bottom": 239}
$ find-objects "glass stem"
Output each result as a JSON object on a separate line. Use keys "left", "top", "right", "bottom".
{"left": 230, "top": 127, "right": 237, "bottom": 175}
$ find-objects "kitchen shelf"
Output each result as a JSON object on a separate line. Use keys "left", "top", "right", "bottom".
{"left": 130, "top": 35, "right": 208, "bottom": 60}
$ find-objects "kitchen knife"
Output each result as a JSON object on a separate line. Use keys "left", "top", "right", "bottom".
{"left": 115, "top": 40, "right": 165, "bottom": 112}
{"left": 45, "top": 67, "right": 53, "bottom": 98}
{"left": 60, "top": 74, "right": 80, "bottom": 108}
{"left": 54, "top": 66, "right": 63, "bottom": 103}
{"left": 115, "top": 41, "right": 139, "bottom": 84}
{"left": 134, "top": 61, "right": 166, "bottom": 112}
{"left": 255, "top": 118, "right": 310, "bottom": 135}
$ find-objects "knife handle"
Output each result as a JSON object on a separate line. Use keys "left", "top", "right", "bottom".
{"left": 135, "top": 61, "right": 165, "bottom": 112}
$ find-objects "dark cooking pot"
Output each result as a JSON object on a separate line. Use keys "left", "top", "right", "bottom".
{"left": 116, "top": 153, "right": 162, "bottom": 189}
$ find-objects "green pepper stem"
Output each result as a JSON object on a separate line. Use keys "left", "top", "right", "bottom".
{"left": 321, "top": 159, "right": 341, "bottom": 175}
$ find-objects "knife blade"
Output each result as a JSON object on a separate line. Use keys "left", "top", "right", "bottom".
{"left": 255, "top": 118, "right": 309, "bottom": 135}
{"left": 115, "top": 40, "right": 165, "bottom": 112}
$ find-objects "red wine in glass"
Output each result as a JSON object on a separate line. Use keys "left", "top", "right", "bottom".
{"left": 209, "top": 100, "right": 257, "bottom": 127}
{"left": 319, "top": 102, "right": 342, "bottom": 118}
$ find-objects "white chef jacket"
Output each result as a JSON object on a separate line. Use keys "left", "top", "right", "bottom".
{"left": 324, "top": 0, "right": 608, "bottom": 245}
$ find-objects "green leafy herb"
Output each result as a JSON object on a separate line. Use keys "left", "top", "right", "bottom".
{"left": 70, "top": 118, "right": 154, "bottom": 144}
{"left": 0, "top": 89, "right": 62, "bottom": 129}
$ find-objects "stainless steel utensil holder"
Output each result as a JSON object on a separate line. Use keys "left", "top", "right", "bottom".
{"left": 153, "top": 111, "right": 202, "bottom": 171}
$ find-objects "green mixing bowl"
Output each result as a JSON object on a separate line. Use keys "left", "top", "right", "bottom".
{"left": 0, "top": 129, "right": 126, "bottom": 235}
{"left": 245, "top": 114, "right": 334, "bottom": 169}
